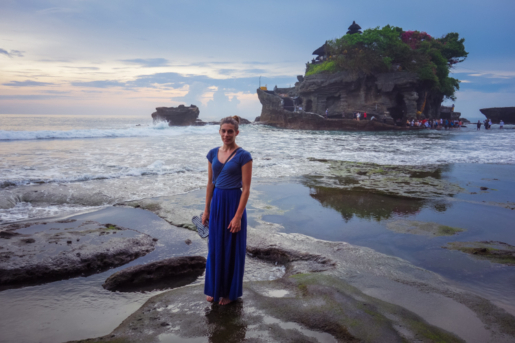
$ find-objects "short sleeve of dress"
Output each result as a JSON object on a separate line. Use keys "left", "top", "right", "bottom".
{"left": 206, "top": 148, "right": 217, "bottom": 163}
{"left": 240, "top": 150, "right": 252, "bottom": 166}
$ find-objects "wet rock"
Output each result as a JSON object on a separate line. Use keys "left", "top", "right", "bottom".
{"left": 102, "top": 256, "right": 206, "bottom": 292}
{"left": 386, "top": 220, "right": 465, "bottom": 237}
{"left": 305, "top": 159, "right": 463, "bottom": 199}
{"left": 0, "top": 221, "right": 157, "bottom": 290}
{"left": 246, "top": 245, "right": 335, "bottom": 276}
{"left": 444, "top": 241, "right": 515, "bottom": 266}
{"left": 257, "top": 88, "right": 401, "bottom": 131}
{"left": 71, "top": 274, "right": 464, "bottom": 343}
{"left": 151, "top": 105, "right": 200, "bottom": 126}
{"left": 0, "top": 231, "right": 21, "bottom": 239}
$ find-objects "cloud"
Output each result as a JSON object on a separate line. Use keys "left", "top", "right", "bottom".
{"left": 218, "top": 69, "right": 237, "bottom": 75}
{"left": 171, "top": 82, "right": 210, "bottom": 105}
{"left": 205, "top": 88, "right": 241, "bottom": 119}
{"left": 66, "top": 72, "right": 297, "bottom": 94}
{"left": 244, "top": 68, "right": 267, "bottom": 74}
{"left": 0, "top": 49, "right": 24, "bottom": 58}
{"left": 129, "top": 72, "right": 296, "bottom": 92}
{"left": 0, "top": 94, "right": 68, "bottom": 100}
{"left": 61, "top": 66, "right": 100, "bottom": 70}
{"left": 464, "top": 71, "right": 515, "bottom": 79}
{"left": 3, "top": 80, "right": 54, "bottom": 87}
{"left": 120, "top": 58, "right": 170, "bottom": 68}
{"left": 241, "top": 61, "right": 270, "bottom": 65}
{"left": 71, "top": 80, "right": 125, "bottom": 88}
{"left": 36, "top": 7, "right": 80, "bottom": 15}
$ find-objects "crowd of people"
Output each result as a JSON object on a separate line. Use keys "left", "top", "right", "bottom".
{"left": 322, "top": 109, "right": 506, "bottom": 130}
{"left": 405, "top": 118, "right": 462, "bottom": 129}
{"left": 477, "top": 118, "right": 504, "bottom": 130}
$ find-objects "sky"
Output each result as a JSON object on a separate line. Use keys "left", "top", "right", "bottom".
{"left": 1, "top": 0, "right": 514, "bottom": 121}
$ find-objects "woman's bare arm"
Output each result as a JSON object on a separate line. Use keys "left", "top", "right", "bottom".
{"left": 228, "top": 161, "right": 252, "bottom": 233}
{"left": 202, "top": 161, "right": 214, "bottom": 226}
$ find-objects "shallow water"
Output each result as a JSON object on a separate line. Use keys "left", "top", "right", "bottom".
{"left": 257, "top": 164, "right": 515, "bottom": 307}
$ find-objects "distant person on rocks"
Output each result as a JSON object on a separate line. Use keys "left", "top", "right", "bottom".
{"left": 500, "top": 120, "right": 504, "bottom": 129}
{"left": 325, "top": 109, "right": 328, "bottom": 119}
{"left": 356, "top": 112, "right": 361, "bottom": 121}
{"left": 477, "top": 120, "right": 481, "bottom": 130}
{"left": 363, "top": 112, "right": 367, "bottom": 120}
{"left": 203, "top": 116, "right": 253, "bottom": 306}
{"left": 488, "top": 119, "right": 492, "bottom": 129}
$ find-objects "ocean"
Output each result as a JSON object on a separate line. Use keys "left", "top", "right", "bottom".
{"left": 1, "top": 114, "right": 513, "bottom": 224}
{"left": 0, "top": 113, "right": 514, "bottom": 342}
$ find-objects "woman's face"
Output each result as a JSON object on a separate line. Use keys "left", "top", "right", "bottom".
{"left": 219, "top": 123, "right": 239, "bottom": 145}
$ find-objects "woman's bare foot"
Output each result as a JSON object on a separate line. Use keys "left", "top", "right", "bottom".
{"left": 206, "top": 296, "right": 214, "bottom": 302}
{"left": 219, "top": 297, "right": 232, "bottom": 305}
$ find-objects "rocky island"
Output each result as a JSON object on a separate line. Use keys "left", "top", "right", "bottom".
{"left": 480, "top": 107, "right": 515, "bottom": 124}
{"left": 151, "top": 104, "right": 202, "bottom": 126}
{"left": 257, "top": 22, "right": 468, "bottom": 130}
{"left": 151, "top": 104, "right": 251, "bottom": 126}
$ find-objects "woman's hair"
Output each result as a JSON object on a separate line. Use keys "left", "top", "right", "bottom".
{"left": 220, "top": 116, "right": 240, "bottom": 131}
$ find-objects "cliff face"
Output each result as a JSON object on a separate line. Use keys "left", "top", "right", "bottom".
{"left": 480, "top": 107, "right": 515, "bottom": 124}
{"left": 257, "top": 88, "right": 404, "bottom": 131}
{"left": 258, "top": 70, "right": 453, "bottom": 129}
{"left": 151, "top": 105, "right": 199, "bottom": 126}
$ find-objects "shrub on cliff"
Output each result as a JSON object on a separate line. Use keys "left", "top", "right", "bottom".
{"left": 306, "top": 25, "right": 468, "bottom": 100}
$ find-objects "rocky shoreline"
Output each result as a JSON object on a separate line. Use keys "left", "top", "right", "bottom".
{"left": 2, "top": 161, "right": 515, "bottom": 342}
{"left": 0, "top": 220, "right": 156, "bottom": 290}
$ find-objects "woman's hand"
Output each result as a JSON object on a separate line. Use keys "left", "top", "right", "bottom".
{"left": 227, "top": 216, "right": 241, "bottom": 233}
{"left": 202, "top": 212, "right": 209, "bottom": 226}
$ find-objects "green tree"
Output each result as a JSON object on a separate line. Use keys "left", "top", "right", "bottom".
{"left": 307, "top": 26, "right": 468, "bottom": 100}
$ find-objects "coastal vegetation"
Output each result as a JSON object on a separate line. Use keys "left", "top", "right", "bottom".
{"left": 306, "top": 25, "right": 468, "bottom": 100}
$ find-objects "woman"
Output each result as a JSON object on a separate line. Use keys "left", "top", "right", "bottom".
{"left": 202, "top": 116, "right": 253, "bottom": 305}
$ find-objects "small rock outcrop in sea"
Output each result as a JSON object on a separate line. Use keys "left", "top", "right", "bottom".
{"left": 480, "top": 107, "right": 515, "bottom": 124}
{"left": 151, "top": 105, "right": 200, "bottom": 126}
{"left": 444, "top": 241, "right": 515, "bottom": 265}
{"left": 102, "top": 256, "right": 206, "bottom": 292}
{"left": 0, "top": 220, "right": 156, "bottom": 290}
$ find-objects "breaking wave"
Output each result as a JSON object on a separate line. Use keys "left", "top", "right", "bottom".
{"left": 0, "top": 122, "right": 219, "bottom": 141}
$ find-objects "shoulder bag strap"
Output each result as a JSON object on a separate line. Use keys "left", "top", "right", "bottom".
{"left": 214, "top": 147, "right": 240, "bottom": 187}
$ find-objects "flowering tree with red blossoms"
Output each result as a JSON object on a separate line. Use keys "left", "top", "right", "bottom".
{"left": 401, "top": 31, "right": 433, "bottom": 49}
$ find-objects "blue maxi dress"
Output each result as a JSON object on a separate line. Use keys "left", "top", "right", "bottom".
{"left": 204, "top": 147, "right": 252, "bottom": 302}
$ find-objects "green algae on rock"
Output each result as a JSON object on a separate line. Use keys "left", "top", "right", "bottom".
{"left": 306, "top": 159, "right": 463, "bottom": 199}
{"left": 387, "top": 220, "right": 465, "bottom": 237}
{"left": 444, "top": 241, "right": 515, "bottom": 266}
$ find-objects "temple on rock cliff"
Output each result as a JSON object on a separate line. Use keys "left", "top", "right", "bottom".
{"left": 256, "top": 21, "right": 462, "bottom": 130}
{"left": 347, "top": 21, "right": 362, "bottom": 35}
